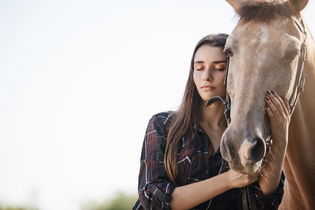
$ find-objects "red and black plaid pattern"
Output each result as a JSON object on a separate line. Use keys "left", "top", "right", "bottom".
{"left": 133, "top": 112, "right": 284, "bottom": 210}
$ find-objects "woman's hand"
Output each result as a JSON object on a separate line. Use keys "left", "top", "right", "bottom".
{"left": 226, "top": 170, "right": 258, "bottom": 189}
{"left": 257, "top": 91, "right": 290, "bottom": 195}
{"left": 265, "top": 90, "right": 291, "bottom": 147}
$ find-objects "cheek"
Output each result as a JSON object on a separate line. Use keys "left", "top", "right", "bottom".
{"left": 193, "top": 71, "right": 199, "bottom": 85}
{"left": 216, "top": 72, "right": 226, "bottom": 85}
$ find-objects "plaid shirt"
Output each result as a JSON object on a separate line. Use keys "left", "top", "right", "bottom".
{"left": 133, "top": 112, "right": 284, "bottom": 210}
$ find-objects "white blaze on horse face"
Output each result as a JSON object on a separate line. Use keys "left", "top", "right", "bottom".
{"left": 239, "top": 140, "right": 254, "bottom": 166}
{"left": 258, "top": 25, "right": 269, "bottom": 44}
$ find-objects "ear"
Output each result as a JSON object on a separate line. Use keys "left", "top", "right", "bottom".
{"left": 290, "top": 0, "right": 308, "bottom": 12}
{"left": 226, "top": 0, "right": 241, "bottom": 11}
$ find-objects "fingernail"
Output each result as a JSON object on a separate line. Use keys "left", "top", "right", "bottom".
{"left": 267, "top": 90, "right": 271, "bottom": 95}
{"left": 271, "top": 90, "right": 276, "bottom": 94}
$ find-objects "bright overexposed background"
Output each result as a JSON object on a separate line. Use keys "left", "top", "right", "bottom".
{"left": 0, "top": 0, "right": 314, "bottom": 209}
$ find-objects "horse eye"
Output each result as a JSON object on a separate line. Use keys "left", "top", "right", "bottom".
{"left": 224, "top": 48, "right": 233, "bottom": 57}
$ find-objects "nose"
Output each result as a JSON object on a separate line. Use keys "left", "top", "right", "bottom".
{"left": 221, "top": 134, "right": 266, "bottom": 165}
{"left": 240, "top": 138, "right": 266, "bottom": 163}
{"left": 202, "top": 66, "right": 214, "bottom": 81}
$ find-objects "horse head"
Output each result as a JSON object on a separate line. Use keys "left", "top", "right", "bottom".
{"left": 221, "top": 0, "right": 309, "bottom": 174}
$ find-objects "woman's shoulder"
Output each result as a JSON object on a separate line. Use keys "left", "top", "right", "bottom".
{"left": 146, "top": 111, "right": 176, "bottom": 136}
{"left": 150, "top": 111, "right": 175, "bottom": 124}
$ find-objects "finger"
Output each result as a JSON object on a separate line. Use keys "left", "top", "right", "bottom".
{"left": 269, "top": 91, "right": 284, "bottom": 113}
{"left": 248, "top": 173, "right": 259, "bottom": 179}
{"left": 266, "top": 95, "right": 281, "bottom": 119}
{"left": 271, "top": 91, "right": 289, "bottom": 117}
{"left": 284, "top": 99, "right": 291, "bottom": 115}
{"left": 265, "top": 106, "right": 275, "bottom": 120}
{"left": 247, "top": 174, "right": 258, "bottom": 184}
{"left": 267, "top": 91, "right": 284, "bottom": 118}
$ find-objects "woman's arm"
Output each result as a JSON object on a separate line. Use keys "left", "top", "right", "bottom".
{"left": 171, "top": 170, "right": 258, "bottom": 210}
{"left": 258, "top": 91, "right": 290, "bottom": 195}
{"left": 137, "top": 113, "right": 258, "bottom": 210}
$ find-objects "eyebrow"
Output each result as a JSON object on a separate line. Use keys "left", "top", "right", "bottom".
{"left": 213, "top": 60, "right": 227, "bottom": 64}
{"left": 194, "top": 60, "right": 227, "bottom": 64}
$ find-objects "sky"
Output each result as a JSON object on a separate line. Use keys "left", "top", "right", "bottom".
{"left": 0, "top": 1, "right": 314, "bottom": 210}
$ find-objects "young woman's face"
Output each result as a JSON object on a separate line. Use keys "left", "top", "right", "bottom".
{"left": 193, "top": 44, "right": 227, "bottom": 102}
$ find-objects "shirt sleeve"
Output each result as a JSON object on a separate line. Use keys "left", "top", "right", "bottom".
{"left": 136, "top": 113, "right": 176, "bottom": 210}
{"left": 250, "top": 172, "right": 285, "bottom": 210}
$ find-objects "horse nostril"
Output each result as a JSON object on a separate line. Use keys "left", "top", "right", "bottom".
{"left": 248, "top": 138, "right": 266, "bottom": 162}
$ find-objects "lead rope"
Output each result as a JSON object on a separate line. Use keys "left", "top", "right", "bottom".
{"left": 205, "top": 157, "right": 226, "bottom": 210}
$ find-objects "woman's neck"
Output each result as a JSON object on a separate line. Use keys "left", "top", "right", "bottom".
{"left": 200, "top": 101, "right": 227, "bottom": 129}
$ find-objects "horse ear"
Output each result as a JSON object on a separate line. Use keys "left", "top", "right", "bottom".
{"left": 226, "top": 0, "right": 241, "bottom": 11}
{"left": 290, "top": 0, "right": 308, "bottom": 12}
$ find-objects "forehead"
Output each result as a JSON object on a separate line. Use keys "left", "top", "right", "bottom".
{"left": 228, "top": 18, "right": 302, "bottom": 50}
{"left": 233, "top": 20, "right": 280, "bottom": 39}
{"left": 194, "top": 45, "right": 226, "bottom": 61}
{"left": 227, "top": 21, "right": 284, "bottom": 49}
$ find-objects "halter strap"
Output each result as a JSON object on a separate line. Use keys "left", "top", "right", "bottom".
{"left": 289, "top": 17, "right": 307, "bottom": 114}
{"left": 206, "top": 56, "right": 231, "bottom": 124}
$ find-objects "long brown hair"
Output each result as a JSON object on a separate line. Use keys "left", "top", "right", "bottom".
{"left": 164, "top": 33, "right": 229, "bottom": 185}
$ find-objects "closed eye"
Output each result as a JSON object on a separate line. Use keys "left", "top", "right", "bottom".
{"left": 194, "top": 63, "right": 204, "bottom": 71}
{"left": 213, "top": 63, "right": 227, "bottom": 71}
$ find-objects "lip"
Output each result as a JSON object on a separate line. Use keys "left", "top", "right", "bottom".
{"left": 201, "top": 85, "right": 215, "bottom": 90}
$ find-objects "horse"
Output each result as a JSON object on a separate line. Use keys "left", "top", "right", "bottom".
{"left": 220, "top": 0, "right": 315, "bottom": 209}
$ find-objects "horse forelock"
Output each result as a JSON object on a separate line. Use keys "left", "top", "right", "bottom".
{"left": 237, "top": 1, "right": 299, "bottom": 23}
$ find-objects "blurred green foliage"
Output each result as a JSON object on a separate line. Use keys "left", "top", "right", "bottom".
{"left": 81, "top": 192, "right": 137, "bottom": 210}
{"left": 0, "top": 207, "right": 38, "bottom": 210}
{"left": 0, "top": 208, "right": 25, "bottom": 210}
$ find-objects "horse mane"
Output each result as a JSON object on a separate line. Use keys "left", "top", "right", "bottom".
{"left": 237, "top": 1, "right": 299, "bottom": 23}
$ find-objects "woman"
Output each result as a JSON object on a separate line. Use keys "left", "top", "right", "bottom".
{"left": 133, "top": 34, "right": 288, "bottom": 210}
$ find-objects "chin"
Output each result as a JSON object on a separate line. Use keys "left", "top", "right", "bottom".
{"left": 201, "top": 93, "right": 216, "bottom": 101}
{"left": 202, "top": 94, "right": 224, "bottom": 102}
{"left": 229, "top": 160, "right": 262, "bottom": 175}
